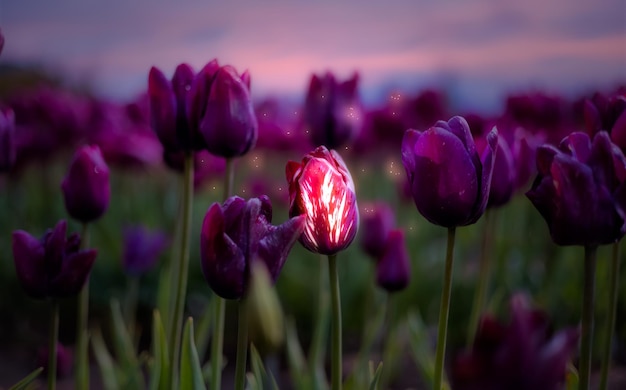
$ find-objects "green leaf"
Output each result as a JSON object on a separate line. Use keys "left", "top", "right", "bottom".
{"left": 7, "top": 367, "right": 43, "bottom": 390}
{"left": 180, "top": 317, "right": 206, "bottom": 390}
{"left": 565, "top": 362, "right": 579, "bottom": 390}
{"left": 150, "top": 310, "right": 170, "bottom": 390}
{"left": 368, "top": 362, "right": 383, "bottom": 390}
{"left": 91, "top": 329, "right": 120, "bottom": 390}
{"left": 110, "top": 299, "right": 144, "bottom": 388}
{"left": 407, "top": 311, "right": 436, "bottom": 386}
{"left": 285, "top": 318, "right": 312, "bottom": 389}
{"left": 194, "top": 296, "right": 213, "bottom": 361}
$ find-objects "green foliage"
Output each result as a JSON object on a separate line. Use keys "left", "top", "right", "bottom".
{"left": 180, "top": 317, "right": 206, "bottom": 390}
{"left": 7, "top": 367, "right": 43, "bottom": 390}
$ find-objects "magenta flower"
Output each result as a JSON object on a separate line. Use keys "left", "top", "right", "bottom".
{"left": 360, "top": 202, "right": 396, "bottom": 259}
{"left": 526, "top": 131, "right": 626, "bottom": 246}
{"left": 376, "top": 229, "right": 411, "bottom": 292}
{"left": 61, "top": 145, "right": 110, "bottom": 223}
{"left": 122, "top": 226, "right": 169, "bottom": 277}
{"left": 12, "top": 220, "right": 97, "bottom": 299}
{"left": 401, "top": 116, "right": 498, "bottom": 227}
{"left": 200, "top": 196, "right": 305, "bottom": 299}
{"left": 286, "top": 146, "right": 359, "bottom": 255}
{"left": 487, "top": 135, "right": 515, "bottom": 208}
{"left": 304, "top": 72, "right": 363, "bottom": 149}
{"left": 0, "top": 107, "right": 16, "bottom": 172}
{"left": 451, "top": 294, "right": 579, "bottom": 390}
{"left": 584, "top": 93, "right": 626, "bottom": 152}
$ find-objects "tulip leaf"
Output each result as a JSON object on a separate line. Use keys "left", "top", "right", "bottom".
{"left": 194, "top": 295, "right": 213, "bottom": 361}
{"left": 285, "top": 318, "right": 311, "bottom": 389}
{"left": 91, "top": 329, "right": 120, "bottom": 390}
{"left": 368, "top": 362, "right": 383, "bottom": 390}
{"left": 110, "top": 299, "right": 144, "bottom": 388}
{"left": 7, "top": 367, "right": 43, "bottom": 390}
{"left": 180, "top": 317, "right": 206, "bottom": 390}
{"left": 150, "top": 310, "right": 170, "bottom": 390}
{"left": 565, "top": 362, "right": 579, "bottom": 390}
{"left": 407, "top": 311, "right": 436, "bottom": 386}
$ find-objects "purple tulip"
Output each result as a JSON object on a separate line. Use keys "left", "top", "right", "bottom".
{"left": 487, "top": 135, "right": 515, "bottom": 208}
{"left": 37, "top": 342, "right": 73, "bottom": 378}
{"left": 0, "top": 107, "right": 16, "bottom": 172}
{"left": 583, "top": 93, "right": 626, "bottom": 152}
{"left": 200, "top": 195, "right": 305, "bottom": 299}
{"left": 376, "top": 229, "right": 411, "bottom": 292}
{"left": 451, "top": 294, "right": 579, "bottom": 390}
{"left": 121, "top": 226, "right": 169, "bottom": 277}
{"left": 0, "top": 28, "right": 4, "bottom": 56}
{"left": 360, "top": 202, "right": 396, "bottom": 259}
{"left": 401, "top": 116, "right": 498, "bottom": 227}
{"left": 286, "top": 146, "right": 359, "bottom": 255}
{"left": 196, "top": 65, "right": 258, "bottom": 158}
{"left": 304, "top": 72, "right": 363, "bottom": 149}
{"left": 61, "top": 145, "right": 110, "bottom": 223}
{"left": 12, "top": 220, "right": 97, "bottom": 299}
{"left": 526, "top": 131, "right": 626, "bottom": 246}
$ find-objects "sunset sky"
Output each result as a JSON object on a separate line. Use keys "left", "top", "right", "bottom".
{"left": 1, "top": 0, "right": 625, "bottom": 112}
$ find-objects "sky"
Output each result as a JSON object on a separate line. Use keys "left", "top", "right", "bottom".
{"left": 1, "top": 0, "right": 625, "bottom": 113}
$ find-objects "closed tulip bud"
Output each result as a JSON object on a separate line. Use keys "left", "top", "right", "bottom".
{"left": 37, "top": 343, "right": 73, "bottom": 378}
{"left": 61, "top": 145, "right": 110, "bottom": 223}
{"left": 247, "top": 261, "right": 285, "bottom": 354}
{"left": 200, "top": 195, "right": 305, "bottom": 299}
{"left": 401, "top": 116, "right": 498, "bottom": 227}
{"left": 0, "top": 107, "right": 16, "bottom": 172}
{"left": 121, "top": 226, "right": 169, "bottom": 277}
{"left": 198, "top": 65, "right": 258, "bottom": 158}
{"left": 583, "top": 94, "right": 626, "bottom": 151}
{"left": 376, "top": 229, "right": 410, "bottom": 292}
{"left": 360, "top": 202, "right": 395, "bottom": 258}
{"left": 12, "top": 220, "right": 97, "bottom": 299}
{"left": 526, "top": 131, "right": 626, "bottom": 246}
{"left": 286, "top": 146, "right": 359, "bottom": 255}
{"left": 487, "top": 135, "right": 515, "bottom": 208}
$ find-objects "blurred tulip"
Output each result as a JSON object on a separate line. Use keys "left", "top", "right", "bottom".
{"left": 121, "top": 226, "right": 169, "bottom": 277}
{"left": 526, "top": 131, "right": 626, "bottom": 246}
{"left": 451, "top": 294, "right": 579, "bottom": 390}
{"left": 511, "top": 127, "right": 544, "bottom": 191}
{"left": 200, "top": 195, "right": 305, "bottom": 299}
{"left": 197, "top": 65, "right": 258, "bottom": 158}
{"left": 401, "top": 116, "right": 498, "bottom": 227}
{"left": 61, "top": 145, "right": 110, "bottom": 223}
{"left": 37, "top": 342, "right": 73, "bottom": 378}
{"left": 376, "top": 229, "right": 411, "bottom": 292}
{"left": 487, "top": 135, "right": 515, "bottom": 208}
{"left": 304, "top": 72, "right": 363, "bottom": 149}
{"left": 0, "top": 28, "right": 4, "bottom": 56}
{"left": 360, "top": 202, "right": 395, "bottom": 258}
{"left": 12, "top": 220, "right": 97, "bottom": 299}
{"left": 0, "top": 107, "right": 16, "bottom": 172}
{"left": 584, "top": 93, "right": 626, "bottom": 151}
{"left": 286, "top": 146, "right": 359, "bottom": 255}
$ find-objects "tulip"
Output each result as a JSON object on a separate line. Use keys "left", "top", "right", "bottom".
{"left": 37, "top": 343, "right": 74, "bottom": 379}
{"left": 583, "top": 93, "right": 626, "bottom": 152}
{"left": 0, "top": 107, "right": 16, "bottom": 172}
{"left": 360, "top": 202, "right": 395, "bottom": 259}
{"left": 197, "top": 65, "right": 258, "bottom": 158}
{"left": 401, "top": 115, "right": 498, "bottom": 227}
{"left": 200, "top": 195, "right": 305, "bottom": 300}
{"left": 304, "top": 72, "right": 363, "bottom": 149}
{"left": 12, "top": 220, "right": 97, "bottom": 299}
{"left": 286, "top": 146, "right": 359, "bottom": 255}
{"left": 121, "top": 226, "right": 169, "bottom": 277}
{"left": 376, "top": 229, "right": 410, "bottom": 292}
{"left": 61, "top": 145, "right": 110, "bottom": 223}
{"left": 486, "top": 136, "right": 515, "bottom": 208}
{"left": 451, "top": 294, "right": 579, "bottom": 390}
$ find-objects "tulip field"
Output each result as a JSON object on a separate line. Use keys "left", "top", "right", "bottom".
{"left": 1, "top": 27, "right": 626, "bottom": 390}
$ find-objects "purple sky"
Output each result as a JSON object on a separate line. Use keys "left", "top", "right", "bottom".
{"left": 1, "top": 0, "right": 625, "bottom": 112}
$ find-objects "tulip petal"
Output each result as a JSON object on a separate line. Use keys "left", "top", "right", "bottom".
{"left": 148, "top": 67, "right": 179, "bottom": 150}
{"left": 376, "top": 229, "right": 410, "bottom": 292}
{"left": 12, "top": 230, "right": 47, "bottom": 299}
{"left": 610, "top": 110, "right": 626, "bottom": 151}
{"left": 51, "top": 249, "right": 97, "bottom": 298}
{"left": 558, "top": 131, "right": 591, "bottom": 162}
{"left": 487, "top": 135, "right": 515, "bottom": 208}
{"left": 583, "top": 98, "right": 601, "bottom": 135}
{"left": 447, "top": 116, "right": 477, "bottom": 157}
{"left": 467, "top": 128, "right": 498, "bottom": 224}
{"left": 535, "top": 145, "right": 559, "bottom": 176}
{"left": 186, "top": 60, "right": 218, "bottom": 145}
{"left": 400, "top": 129, "right": 421, "bottom": 181}
{"left": 258, "top": 215, "right": 306, "bottom": 283}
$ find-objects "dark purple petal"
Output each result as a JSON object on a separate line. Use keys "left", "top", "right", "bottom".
{"left": 535, "top": 145, "right": 559, "bottom": 176}
{"left": 360, "top": 202, "right": 396, "bottom": 258}
{"left": 610, "top": 110, "right": 626, "bottom": 152}
{"left": 446, "top": 116, "right": 477, "bottom": 157}
{"left": 558, "top": 131, "right": 591, "bottom": 163}
{"left": 185, "top": 60, "right": 218, "bottom": 149}
{"left": 376, "top": 229, "right": 410, "bottom": 292}
{"left": 43, "top": 220, "right": 68, "bottom": 276}
{"left": 148, "top": 67, "right": 179, "bottom": 151}
{"left": 12, "top": 230, "right": 47, "bottom": 299}
{"left": 487, "top": 135, "right": 515, "bottom": 208}
{"left": 583, "top": 98, "right": 602, "bottom": 135}
{"left": 0, "top": 108, "right": 16, "bottom": 172}
{"left": 50, "top": 249, "right": 97, "bottom": 298}
{"left": 400, "top": 129, "right": 421, "bottom": 179}
{"left": 122, "top": 227, "right": 169, "bottom": 276}
{"left": 466, "top": 127, "right": 497, "bottom": 224}
{"left": 257, "top": 215, "right": 306, "bottom": 283}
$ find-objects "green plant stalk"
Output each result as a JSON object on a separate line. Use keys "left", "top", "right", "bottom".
{"left": 75, "top": 222, "right": 90, "bottom": 390}
{"left": 580, "top": 245, "right": 597, "bottom": 390}
{"left": 162, "top": 174, "right": 184, "bottom": 337}
{"left": 48, "top": 299, "right": 59, "bottom": 390}
{"left": 599, "top": 241, "right": 620, "bottom": 390}
{"left": 168, "top": 151, "right": 194, "bottom": 387}
{"left": 467, "top": 210, "right": 494, "bottom": 346}
{"left": 329, "top": 253, "right": 342, "bottom": 390}
{"left": 125, "top": 276, "right": 140, "bottom": 343}
{"left": 211, "top": 157, "right": 234, "bottom": 390}
{"left": 309, "top": 255, "right": 329, "bottom": 387}
{"left": 234, "top": 297, "right": 249, "bottom": 390}
{"left": 434, "top": 227, "right": 456, "bottom": 390}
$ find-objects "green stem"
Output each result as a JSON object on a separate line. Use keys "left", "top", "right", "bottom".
{"left": 234, "top": 297, "right": 249, "bottom": 390}
{"left": 329, "top": 254, "right": 342, "bottom": 390}
{"left": 599, "top": 242, "right": 620, "bottom": 390}
{"left": 309, "top": 255, "right": 329, "bottom": 386}
{"left": 434, "top": 227, "right": 456, "bottom": 390}
{"left": 467, "top": 210, "right": 494, "bottom": 346}
{"left": 125, "top": 276, "right": 140, "bottom": 343}
{"left": 211, "top": 158, "right": 234, "bottom": 390}
{"left": 169, "top": 151, "right": 194, "bottom": 387}
{"left": 48, "top": 300, "right": 59, "bottom": 390}
{"left": 75, "top": 223, "right": 90, "bottom": 390}
{"left": 580, "top": 245, "right": 597, "bottom": 390}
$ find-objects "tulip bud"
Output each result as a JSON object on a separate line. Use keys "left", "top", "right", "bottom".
{"left": 376, "top": 229, "right": 410, "bottom": 292}
{"left": 12, "top": 220, "right": 97, "bottom": 299}
{"left": 286, "top": 146, "right": 359, "bottom": 255}
{"left": 121, "top": 226, "right": 169, "bottom": 277}
{"left": 486, "top": 135, "right": 515, "bottom": 208}
{"left": 360, "top": 202, "right": 395, "bottom": 258}
{"left": 37, "top": 343, "right": 73, "bottom": 378}
{"left": 401, "top": 116, "right": 497, "bottom": 227}
{"left": 247, "top": 261, "right": 284, "bottom": 354}
{"left": 61, "top": 145, "right": 110, "bottom": 223}
{"left": 198, "top": 65, "right": 258, "bottom": 158}
{"left": 0, "top": 107, "right": 16, "bottom": 172}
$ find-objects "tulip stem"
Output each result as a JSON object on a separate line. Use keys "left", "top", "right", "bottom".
{"left": 125, "top": 276, "right": 140, "bottom": 343}
{"left": 467, "top": 209, "right": 494, "bottom": 347}
{"left": 48, "top": 299, "right": 59, "bottom": 390}
{"left": 309, "top": 255, "right": 329, "bottom": 386}
{"left": 434, "top": 227, "right": 456, "bottom": 390}
{"left": 580, "top": 245, "right": 597, "bottom": 390}
{"left": 329, "top": 253, "right": 342, "bottom": 390}
{"left": 599, "top": 242, "right": 620, "bottom": 390}
{"left": 211, "top": 157, "right": 234, "bottom": 390}
{"left": 169, "top": 151, "right": 194, "bottom": 387}
{"left": 76, "top": 222, "right": 90, "bottom": 390}
{"left": 234, "top": 297, "right": 249, "bottom": 390}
